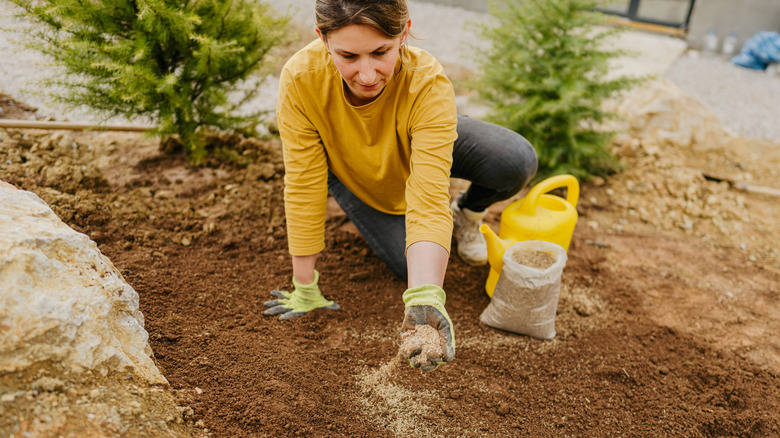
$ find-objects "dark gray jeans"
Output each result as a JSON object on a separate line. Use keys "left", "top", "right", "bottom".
{"left": 327, "top": 114, "right": 538, "bottom": 279}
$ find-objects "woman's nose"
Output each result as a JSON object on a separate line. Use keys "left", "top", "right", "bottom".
{"left": 358, "top": 60, "right": 376, "bottom": 84}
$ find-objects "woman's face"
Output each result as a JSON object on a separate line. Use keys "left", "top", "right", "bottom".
{"left": 318, "top": 22, "right": 410, "bottom": 106}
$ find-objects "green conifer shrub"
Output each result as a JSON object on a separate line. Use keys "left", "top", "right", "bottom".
{"left": 9, "top": 0, "right": 289, "bottom": 164}
{"left": 473, "top": 0, "right": 641, "bottom": 181}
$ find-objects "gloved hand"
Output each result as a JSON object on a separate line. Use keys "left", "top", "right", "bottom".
{"left": 401, "top": 284, "right": 455, "bottom": 372}
{"left": 263, "top": 270, "right": 340, "bottom": 320}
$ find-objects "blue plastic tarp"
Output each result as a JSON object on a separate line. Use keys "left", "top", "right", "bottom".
{"left": 730, "top": 31, "right": 780, "bottom": 70}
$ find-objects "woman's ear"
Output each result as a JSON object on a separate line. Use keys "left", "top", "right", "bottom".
{"left": 316, "top": 28, "right": 328, "bottom": 50}
{"left": 402, "top": 19, "right": 411, "bottom": 44}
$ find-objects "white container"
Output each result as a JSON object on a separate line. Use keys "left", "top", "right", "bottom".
{"left": 703, "top": 29, "right": 719, "bottom": 55}
{"left": 722, "top": 32, "right": 739, "bottom": 57}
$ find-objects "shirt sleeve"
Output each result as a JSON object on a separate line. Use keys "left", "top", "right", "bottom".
{"left": 405, "top": 72, "right": 458, "bottom": 253}
{"left": 276, "top": 68, "right": 329, "bottom": 256}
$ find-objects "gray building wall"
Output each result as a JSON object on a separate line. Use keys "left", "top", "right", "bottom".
{"left": 686, "top": 0, "right": 780, "bottom": 51}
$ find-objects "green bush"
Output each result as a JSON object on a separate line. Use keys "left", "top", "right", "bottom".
{"left": 10, "top": 0, "right": 289, "bottom": 164}
{"left": 473, "top": 0, "right": 641, "bottom": 181}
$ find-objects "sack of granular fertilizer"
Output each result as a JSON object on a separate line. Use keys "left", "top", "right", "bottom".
{"left": 480, "top": 240, "right": 567, "bottom": 340}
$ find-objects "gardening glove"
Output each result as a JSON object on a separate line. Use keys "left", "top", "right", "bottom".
{"left": 263, "top": 270, "right": 340, "bottom": 320}
{"left": 401, "top": 284, "right": 456, "bottom": 372}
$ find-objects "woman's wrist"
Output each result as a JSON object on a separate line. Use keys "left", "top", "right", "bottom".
{"left": 406, "top": 241, "right": 448, "bottom": 289}
{"left": 292, "top": 253, "right": 320, "bottom": 285}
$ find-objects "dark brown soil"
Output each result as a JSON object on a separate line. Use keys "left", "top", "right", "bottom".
{"left": 2, "top": 92, "right": 780, "bottom": 437}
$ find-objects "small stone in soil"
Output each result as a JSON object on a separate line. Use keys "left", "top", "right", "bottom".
{"left": 399, "top": 324, "right": 445, "bottom": 367}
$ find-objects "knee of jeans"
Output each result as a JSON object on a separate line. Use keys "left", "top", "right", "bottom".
{"left": 496, "top": 137, "right": 538, "bottom": 194}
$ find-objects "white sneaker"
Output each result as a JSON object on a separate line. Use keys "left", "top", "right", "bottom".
{"left": 451, "top": 193, "right": 488, "bottom": 266}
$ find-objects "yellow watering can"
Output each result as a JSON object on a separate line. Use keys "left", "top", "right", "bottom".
{"left": 479, "top": 174, "right": 579, "bottom": 297}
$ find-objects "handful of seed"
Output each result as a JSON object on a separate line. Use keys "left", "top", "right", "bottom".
{"left": 399, "top": 324, "right": 445, "bottom": 367}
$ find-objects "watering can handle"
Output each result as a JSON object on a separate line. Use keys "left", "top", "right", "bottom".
{"left": 518, "top": 174, "right": 580, "bottom": 216}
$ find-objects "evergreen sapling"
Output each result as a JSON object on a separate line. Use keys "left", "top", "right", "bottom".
{"left": 474, "top": 0, "right": 642, "bottom": 181}
{"left": 9, "top": 0, "right": 289, "bottom": 164}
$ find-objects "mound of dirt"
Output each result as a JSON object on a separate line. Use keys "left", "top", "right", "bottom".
{"left": 0, "top": 364, "right": 194, "bottom": 438}
{"left": 603, "top": 79, "right": 780, "bottom": 265}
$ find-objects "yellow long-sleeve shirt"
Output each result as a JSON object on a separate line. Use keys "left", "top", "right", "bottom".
{"left": 276, "top": 39, "right": 457, "bottom": 256}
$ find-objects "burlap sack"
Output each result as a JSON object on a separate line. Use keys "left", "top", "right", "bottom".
{"left": 480, "top": 241, "right": 567, "bottom": 340}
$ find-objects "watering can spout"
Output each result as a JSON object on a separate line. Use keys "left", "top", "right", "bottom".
{"left": 479, "top": 224, "right": 518, "bottom": 275}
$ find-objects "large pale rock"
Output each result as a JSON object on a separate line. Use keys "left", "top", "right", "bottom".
{"left": 0, "top": 181, "right": 166, "bottom": 384}
{"left": 607, "top": 78, "right": 731, "bottom": 151}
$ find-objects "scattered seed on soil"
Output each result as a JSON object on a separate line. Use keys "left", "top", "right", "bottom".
{"left": 511, "top": 249, "right": 557, "bottom": 270}
{"left": 355, "top": 355, "right": 437, "bottom": 436}
{"left": 399, "top": 324, "right": 445, "bottom": 367}
{"left": 361, "top": 355, "right": 401, "bottom": 387}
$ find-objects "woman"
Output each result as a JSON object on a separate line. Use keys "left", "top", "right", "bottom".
{"left": 264, "top": 0, "right": 537, "bottom": 371}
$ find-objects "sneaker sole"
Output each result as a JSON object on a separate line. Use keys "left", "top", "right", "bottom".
{"left": 457, "top": 247, "right": 488, "bottom": 266}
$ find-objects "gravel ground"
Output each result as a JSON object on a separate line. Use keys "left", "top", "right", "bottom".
{"left": 665, "top": 52, "right": 780, "bottom": 141}
{"left": 1, "top": 0, "right": 778, "bottom": 141}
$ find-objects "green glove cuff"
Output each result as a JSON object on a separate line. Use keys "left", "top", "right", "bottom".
{"left": 287, "top": 270, "right": 334, "bottom": 311}
{"left": 403, "top": 284, "right": 447, "bottom": 314}
{"left": 292, "top": 270, "right": 321, "bottom": 299}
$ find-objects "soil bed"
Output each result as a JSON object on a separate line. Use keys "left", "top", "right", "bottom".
{"left": 2, "top": 93, "right": 780, "bottom": 437}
